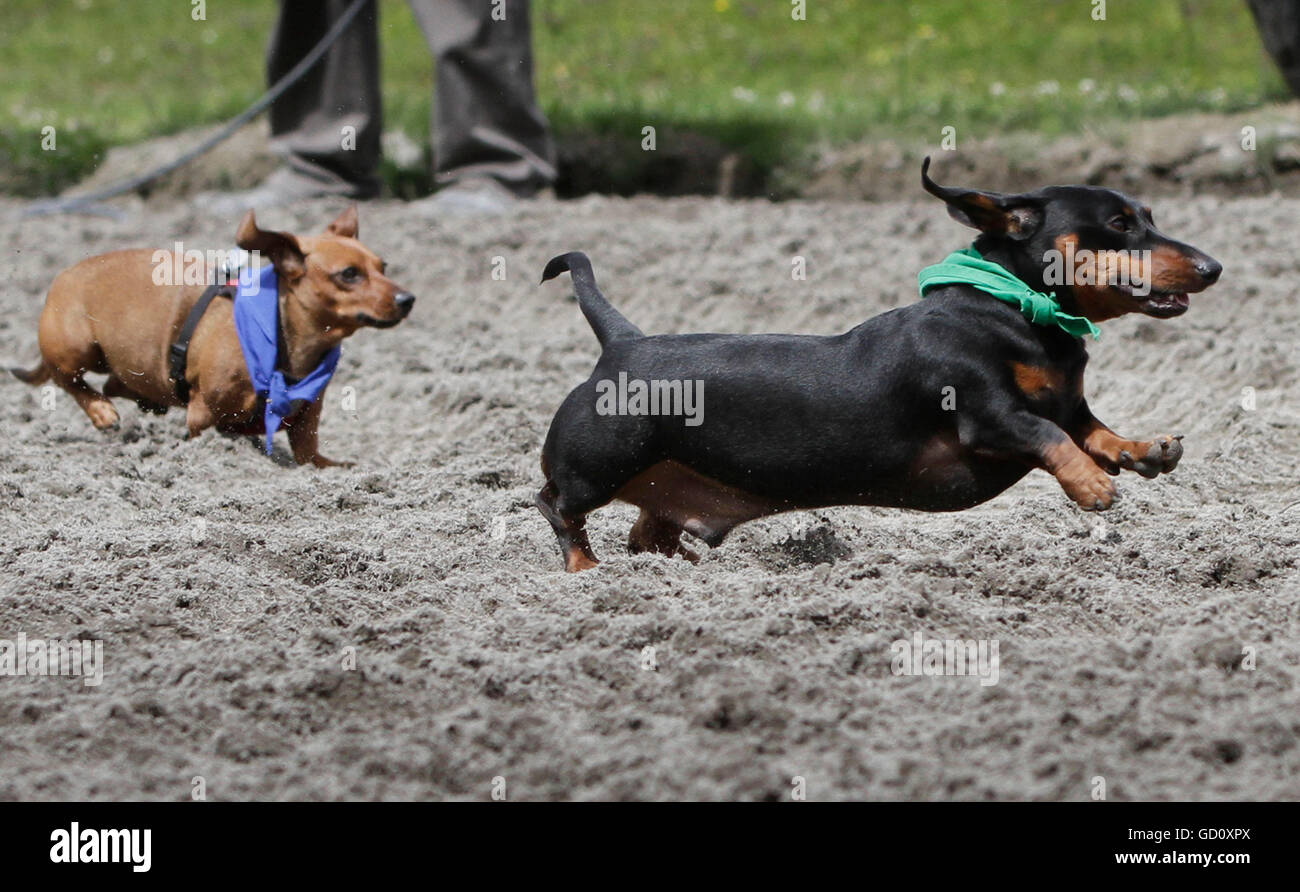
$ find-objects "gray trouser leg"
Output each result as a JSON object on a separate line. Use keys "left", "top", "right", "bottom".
{"left": 266, "top": 0, "right": 382, "bottom": 196}
{"left": 407, "top": 0, "right": 557, "bottom": 194}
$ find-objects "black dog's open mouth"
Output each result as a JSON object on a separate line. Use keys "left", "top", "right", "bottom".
{"left": 1112, "top": 282, "right": 1192, "bottom": 318}
{"left": 1138, "top": 289, "right": 1190, "bottom": 318}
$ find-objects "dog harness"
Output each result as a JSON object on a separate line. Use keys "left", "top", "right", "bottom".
{"left": 917, "top": 246, "right": 1101, "bottom": 340}
{"left": 168, "top": 280, "right": 236, "bottom": 405}
{"left": 167, "top": 262, "right": 341, "bottom": 454}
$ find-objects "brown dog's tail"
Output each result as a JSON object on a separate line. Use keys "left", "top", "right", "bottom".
{"left": 10, "top": 360, "right": 51, "bottom": 385}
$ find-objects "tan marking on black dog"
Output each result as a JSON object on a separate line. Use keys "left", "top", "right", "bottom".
{"left": 1042, "top": 438, "right": 1116, "bottom": 510}
{"left": 1150, "top": 244, "right": 1204, "bottom": 291}
{"left": 615, "top": 460, "right": 785, "bottom": 543}
{"left": 1011, "top": 361, "right": 1064, "bottom": 397}
{"left": 628, "top": 510, "right": 700, "bottom": 563}
{"left": 1054, "top": 234, "right": 1134, "bottom": 322}
{"left": 1078, "top": 417, "right": 1183, "bottom": 478}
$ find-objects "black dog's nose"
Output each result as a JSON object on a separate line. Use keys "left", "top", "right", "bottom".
{"left": 395, "top": 291, "right": 416, "bottom": 314}
{"left": 1196, "top": 257, "right": 1222, "bottom": 285}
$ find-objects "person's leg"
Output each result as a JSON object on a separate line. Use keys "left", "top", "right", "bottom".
{"left": 1248, "top": 1, "right": 1300, "bottom": 98}
{"left": 407, "top": 0, "right": 557, "bottom": 195}
{"left": 265, "top": 0, "right": 383, "bottom": 197}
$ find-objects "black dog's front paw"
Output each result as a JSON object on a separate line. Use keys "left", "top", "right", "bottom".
{"left": 1119, "top": 434, "right": 1183, "bottom": 479}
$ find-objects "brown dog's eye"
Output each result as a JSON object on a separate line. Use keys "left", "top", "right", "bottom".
{"left": 339, "top": 266, "right": 362, "bottom": 283}
{"left": 1107, "top": 215, "right": 1132, "bottom": 233}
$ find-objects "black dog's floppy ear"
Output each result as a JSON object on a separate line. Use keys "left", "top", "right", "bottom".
{"left": 921, "top": 156, "right": 1044, "bottom": 240}
{"left": 236, "top": 210, "right": 306, "bottom": 280}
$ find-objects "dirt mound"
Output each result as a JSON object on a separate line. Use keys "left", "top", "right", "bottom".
{"left": 805, "top": 103, "right": 1300, "bottom": 200}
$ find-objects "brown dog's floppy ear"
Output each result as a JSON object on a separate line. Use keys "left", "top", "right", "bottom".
{"left": 236, "top": 210, "right": 306, "bottom": 280}
{"left": 324, "top": 205, "right": 358, "bottom": 239}
{"left": 921, "top": 156, "right": 1043, "bottom": 240}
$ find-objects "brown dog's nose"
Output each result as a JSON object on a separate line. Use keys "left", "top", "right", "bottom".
{"left": 1196, "top": 257, "right": 1222, "bottom": 285}
{"left": 395, "top": 292, "right": 416, "bottom": 315}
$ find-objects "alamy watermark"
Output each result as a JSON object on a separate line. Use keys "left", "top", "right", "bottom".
{"left": 891, "top": 632, "right": 999, "bottom": 686}
{"left": 1043, "top": 244, "right": 1151, "bottom": 297}
{"left": 595, "top": 372, "right": 704, "bottom": 426}
{"left": 0, "top": 633, "right": 103, "bottom": 687}
{"left": 151, "top": 245, "right": 262, "bottom": 287}
{"left": 49, "top": 822, "right": 150, "bottom": 872}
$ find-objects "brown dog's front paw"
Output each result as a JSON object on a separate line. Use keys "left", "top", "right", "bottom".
{"left": 87, "top": 402, "right": 120, "bottom": 431}
{"left": 1058, "top": 455, "right": 1119, "bottom": 511}
{"left": 1119, "top": 434, "right": 1183, "bottom": 479}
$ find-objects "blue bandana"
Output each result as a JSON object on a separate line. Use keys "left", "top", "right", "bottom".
{"left": 233, "top": 264, "right": 341, "bottom": 454}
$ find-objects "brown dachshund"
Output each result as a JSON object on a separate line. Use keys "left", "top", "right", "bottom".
{"left": 10, "top": 207, "right": 414, "bottom": 466}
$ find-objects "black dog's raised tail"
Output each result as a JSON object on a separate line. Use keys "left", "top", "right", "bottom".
{"left": 541, "top": 252, "right": 643, "bottom": 347}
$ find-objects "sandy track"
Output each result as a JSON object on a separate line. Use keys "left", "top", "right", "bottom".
{"left": 0, "top": 192, "right": 1297, "bottom": 800}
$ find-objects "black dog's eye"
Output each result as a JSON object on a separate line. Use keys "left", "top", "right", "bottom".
{"left": 339, "top": 266, "right": 362, "bottom": 283}
{"left": 1107, "top": 215, "right": 1133, "bottom": 233}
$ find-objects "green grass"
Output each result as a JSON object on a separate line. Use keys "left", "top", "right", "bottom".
{"left": 0, "top": 0, "right": 1287, "bottom": 196}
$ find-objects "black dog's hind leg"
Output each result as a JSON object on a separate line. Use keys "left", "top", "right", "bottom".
{"left": 628, "top": 510, "right": 700, "bottom": 563}
{"left": 537, "top": 480, "right": 600, "bottom": 572}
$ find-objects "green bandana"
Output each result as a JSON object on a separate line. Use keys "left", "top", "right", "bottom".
{"left": 917, "top": 246, "right": 1101, "bottom": 340}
